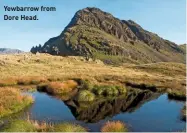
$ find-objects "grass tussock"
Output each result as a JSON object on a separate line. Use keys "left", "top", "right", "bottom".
{"left": 37, "top": 80, "right": 78, "bottom": 95}
{"left": 101, "top": 121, "right": 128, "bottom": 132}
{"left": 49, "top": 123, "right": 87, "bottom": 132}
{"left": 0, "top": 87, "right": 34, "bottom": 118}
{"left": 78, "top": 90, "right": 95, "bottom": 102}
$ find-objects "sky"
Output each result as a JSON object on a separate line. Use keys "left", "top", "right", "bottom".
{"left": 0, "top": 0, "right": 186, "bottom": 51}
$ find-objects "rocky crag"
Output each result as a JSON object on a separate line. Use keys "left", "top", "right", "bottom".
{"left": 31, "top": 7, "right": 185, "bottom": 64}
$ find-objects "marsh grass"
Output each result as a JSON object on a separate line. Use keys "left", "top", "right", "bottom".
{"left": 101, "top": 121, "right": 128, "bottom": 132}
{"left": 1, "top": 118, "right": 87, "bottom": 132}
{"left": 26, "top": 116, "right": 53, "bottom": 132}
{"left": 1, "top": 115, "right": 52, "bottom": 132}
{"left": 0, "top": 87, "right": 34, "bottom": 118}
{"left": 0, "top": 54, "right": 185, "bottom": 101}
{"left": 1, "top": 120, "right": 37, "bottom": 132}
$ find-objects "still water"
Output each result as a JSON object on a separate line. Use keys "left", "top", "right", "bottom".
{"left": 21, "top": 91, "right": 185, "bottom": 132}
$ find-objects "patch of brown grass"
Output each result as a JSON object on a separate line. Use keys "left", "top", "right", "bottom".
{"left": 0, "top": 78, "right": 17, "bottom": 86}
{"left": 43, "top": 80, "right": 78, "bottom": 95}
{"left": 17, "top": 76, "right": 48, "bottom": 85}
{"left": 0, "top": 76, "right": 48, "bottom": 87}
{"left": 101, "top": 121, "right": 128, "bottom": 132}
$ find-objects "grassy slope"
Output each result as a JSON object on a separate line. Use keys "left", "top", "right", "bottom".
{"left": 44, "top": 25, "right": 185, "bottom": 65}
{"left": 0, "top": 53, "right": 185, "bottom": 97}
{"left": 46, "top": 25, "right": 185, "bottom": 64}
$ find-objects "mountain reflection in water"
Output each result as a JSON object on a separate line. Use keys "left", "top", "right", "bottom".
{"left": 65, "top": 89, "right": 161, "bottom": 123}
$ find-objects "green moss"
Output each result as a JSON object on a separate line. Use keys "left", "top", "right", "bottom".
{"left": 1, "top": 120, "right": 36, "bottom": 132}
{"left": 50, "top": 123, "right": 87, "bottom": 132}
{"left": 78, "top": 90, "right": 95, "bottom": 102}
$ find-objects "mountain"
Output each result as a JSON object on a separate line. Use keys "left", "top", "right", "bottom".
{"left": 0, "top": 48, "right": 23, "bottom": 54}
{"left": 31, "top": 7, "right": 185, "bottom": 64}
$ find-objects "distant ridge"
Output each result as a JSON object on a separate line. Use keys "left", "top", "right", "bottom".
{"left": 31, "top": 7, "right": 185, "bottom": 64}
{"left": 0, "top": 48, "right": 24, "bottom": 54}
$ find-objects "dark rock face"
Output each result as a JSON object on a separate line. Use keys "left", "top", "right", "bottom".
{"left": 31, "top": 7, "right": 185, "bottom": 64}
{"left": 0, "top": 48, "right": 23, "bottom": 54}
{"left": 68, "top": 8, "right": 137, "bottom": 42}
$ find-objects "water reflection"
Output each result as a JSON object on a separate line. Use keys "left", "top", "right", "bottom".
{"left": 0, "top": 88, "right": 185, "bottom": 132}
{"left": 65, "top": 89, "right": 161, "bottom": 123}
